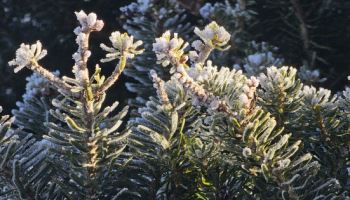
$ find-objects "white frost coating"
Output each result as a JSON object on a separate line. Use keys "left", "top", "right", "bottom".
{"left": 137, "top": 0, "right": 150, "bottom": 13}
{"left": 152, "top": 31, "right": 188, "bottom": 67}
{"left": 21, "top": 71, "right": 59, "bottom": 101}
{"left": 298, "top": 66, "right": 326, "bottom": 83}
{"left": 8, "top": 41, "right": 47, "bottom": 73}
{"left": 259, "top": 66, "right": 297, "bottom": 90}
{"left": 100, "top": 31, "right": 144, "bottom": 62}
{"left": 74, "top": 10, "right": 104, "bottom": 33}
{"left": 243, "top": 41, "right": 284, "bottom": 76}
{"left": 239, "top": 93, "right": 249, "bottom": 105}
{"left": 194, "top": 21, "right": 230, "bottom": 48}
{"left": 239, "top": 76, "right": 259, "bottom": 110}
{"left": 188, "top": 51, "right": 199, "bottom": 62}
{"left": 187, "top": 60, "right": 217, "bottom": 83}
{"left": 302, "top": 85, "right": 336, "bottom": 109}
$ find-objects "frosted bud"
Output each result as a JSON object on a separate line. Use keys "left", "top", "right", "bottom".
{"left": 153, "top": 31, "right": 188, "bottom": 67}
{"left": 194, "top": 21, "right": 230, "bottom": 49}
{"left": 152, "top": 31, "right": 170, "bottom": 52}
{"left": 100, "top": 31, "right": 144, "bottom": 62}
{"left": 9, "top": 41, "right": 47, "bottom": 73}
{"left": 86, "top": 13, "right": 97, "bottom": 27}
{"left": 242, "top": 147, "right": 252, "bottom": 157}
{"left": 74, "top": 10, "right": 104, "bottom": 32}
{"left": 84, "top": 50, "right": 91, "bottom": 59}
{"left": 247, "top": 54, "right": 263, "bottom": 65}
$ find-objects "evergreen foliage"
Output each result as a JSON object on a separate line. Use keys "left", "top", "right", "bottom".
{"left": 1, "top": 2, "right": 350, "bottom": 200}
{"left": 120, "top": 0, "right": 193, "bottom": 113}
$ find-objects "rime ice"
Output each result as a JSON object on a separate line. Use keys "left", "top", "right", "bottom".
{"left": 8, "top": 41, "right": 47, "bottom": 73}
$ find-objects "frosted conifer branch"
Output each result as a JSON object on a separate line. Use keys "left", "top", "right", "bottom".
{"left": 153, "top": 30, "right": 235, "bottom": 116}
{"left": 173, "top": 64, "right": 232, "bottom": 114}
{"left": 72, "top": 11, "right": 105, "bottom": 119}
{"left": 194, "top": 21, "right": 230, "bottom": 49}
{"left": 150, "top": 70, "right": 172, "bottom": 110}
{"left": 8, "top": 41, "right": 47, "bottom": 73}
{"left": 74, "top": 10, "right": 104, "bottom": 34}
{"left": 8, "top": 41, "right": 73, "bottom": 96}
{"left": 190, "top": 21, "right": 231, "bottom": 65}
{"left": 100, "top": 31, "right": 144, "bottom": 62}
{"left": 152, "top": 31, "right": 189, "bottom": 69}
{"left": 96, "top": 32, "right": 143, "bottom": 97}
{"left": 72, "top": 11, "right": 104, "bottom": 87}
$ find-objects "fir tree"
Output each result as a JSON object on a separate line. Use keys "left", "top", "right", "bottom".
{"left": 1, "top": 6, "right": 350, "bottom": 200}
{"left": 3, "top": 10, "right": 144, "bottom": 199}
{"left": 120, "top": 21, "right": 349, "bottom": 199}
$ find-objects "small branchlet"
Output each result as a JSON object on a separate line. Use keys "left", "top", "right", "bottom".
{"left": 96, "top": 32, "right": 144, "bottom": 96}
{"left": 150, "top": 70, "right": 173, "bottom": 110}
{"left": 152, "top": 31, "right": 188, "bottom": 69}
{"left": 8, "top": 41, "right": 74, "bottom": 96}
{"left": 152, "top": 25, "right": 234, "bottom": 116}
{"left": 72, "top": 11, "right": 104, "bottom": 98}
{"left": 189, "top": 21, "right": 230, "bottom": 65}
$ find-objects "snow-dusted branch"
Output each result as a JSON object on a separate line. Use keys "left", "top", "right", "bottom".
{"left": 8, "top": 41, "right": 73, "bottom": 96}
{"left": 96, "top": 31, "right": 144, "bottom": 96}
{"left": 150, "top": 70, "right": 172, "bottom": 110}
{"left": 152, "top": 27, "right": 235, "bottom": 116}
{"left": 73, "top": 10, "right": 104, "bottom": 88}
{"left": 189, "top": 22, "right": 231, "bottom": 65}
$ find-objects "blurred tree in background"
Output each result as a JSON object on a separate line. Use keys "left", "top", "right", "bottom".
{"left": 1, "top": 0, "right": 350, "bottom": 114}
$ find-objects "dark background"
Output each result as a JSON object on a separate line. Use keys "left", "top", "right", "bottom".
{"left": 1, "top": 0, "right": 350, "bottom": 114}
{"left": 0, "top": 0, "right": 132, "bottom": 114}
